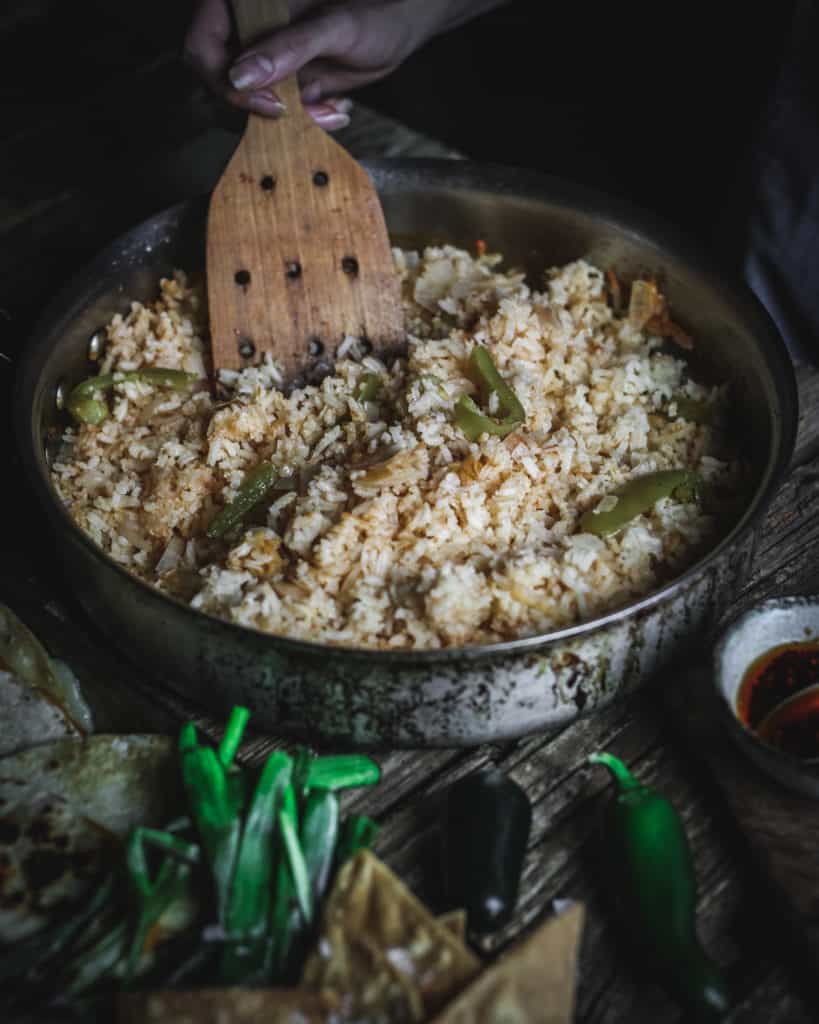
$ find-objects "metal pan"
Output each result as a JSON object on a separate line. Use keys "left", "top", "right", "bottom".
{"left": 15, "top": 159, "right": 798, "bottom": 747}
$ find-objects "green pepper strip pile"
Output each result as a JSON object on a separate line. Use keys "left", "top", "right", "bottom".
{"left": 580, "top": 469, "right": 700, "bottom": 537}
{"left": 589, "top": 752, "right": 731, "bottom": 1021}
{"left": 455, "top": 346, "right": 525, "bottom": 441}
{"left": 5, "top": 709, "right": 383, "bottom": 1006}
{"left": 206, "top": 462, "right": 278, "bottom": 539}
{"left": 67, "top": 368, "right": 198, "bottom": 425}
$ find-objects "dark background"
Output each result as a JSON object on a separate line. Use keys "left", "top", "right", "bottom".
{"left": 2, "top": 1, "right": 797, "bottom": 242}
{"left": 0, "top": 1, "right": 804, "bottom": 378}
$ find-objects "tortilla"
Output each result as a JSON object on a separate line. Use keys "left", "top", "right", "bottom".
{"left": 0, "top": 735, "right": 176, "bottom": 943}
{"left": 438, "top": 908, "right": 468, "bottom": 943}
{"left": 0, "top": 602, "right": 95, "bottom": 758}
{"left": 303, "top": 850, "right": 480, "bottom": 1021}
{"left": 0, "top": 669, "right": 79, "bottom": 757}
{"left": 427, "top": 903, "right": 585, "bottom": 1024}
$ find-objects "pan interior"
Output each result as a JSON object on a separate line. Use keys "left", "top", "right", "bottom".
{"left": 22, "top": 161, "right": 796, "bottom": 661}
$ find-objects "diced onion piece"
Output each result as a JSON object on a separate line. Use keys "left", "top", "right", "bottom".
{"left": 628, "top": 280, "right": 664, "bottom": 331}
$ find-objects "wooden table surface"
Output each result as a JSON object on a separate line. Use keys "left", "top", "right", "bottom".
{"left": 3, "top": 5, "right": 819, "bottom": 1021}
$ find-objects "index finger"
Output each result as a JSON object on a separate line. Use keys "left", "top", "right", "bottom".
{"left": 184, "top": 0, "right": 233, "bottom": 79}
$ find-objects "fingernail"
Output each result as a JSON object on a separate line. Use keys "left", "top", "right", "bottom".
{"left": 246, "top": 92, "right": 286, "bottom": 117}
{"left": 229, "top": 53, "right": 274, "bottom": 91}
{"left": 331, "top": 97, "right": 353, "bottom": 115}
{"left": 311, "top": 110, "right": 350, "bottom": 131}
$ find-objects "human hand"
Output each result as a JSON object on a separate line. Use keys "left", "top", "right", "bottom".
{"left": 184, "top": 0, "right": 507, "bottom": 129}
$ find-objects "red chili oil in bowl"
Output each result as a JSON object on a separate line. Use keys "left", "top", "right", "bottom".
{"left": 736, "top": 640, "right": 819, "bottom": 758}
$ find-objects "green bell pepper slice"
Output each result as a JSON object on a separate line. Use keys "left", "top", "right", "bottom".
{"left": 454, "top": 346, "right": 525, "bottom": 441}
{"left": 580, "top": 470, "right": 700, "bottom": 537}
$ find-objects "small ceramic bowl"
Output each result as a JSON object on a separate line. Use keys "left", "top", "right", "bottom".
{"left": 714, "top": 595, "right": 819, "bottom": 799}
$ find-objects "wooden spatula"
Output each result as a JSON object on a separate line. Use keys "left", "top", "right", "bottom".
{"left": 207, "top": 0, "right": 404, "bottom": 381}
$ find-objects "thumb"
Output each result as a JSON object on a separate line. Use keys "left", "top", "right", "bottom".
{"left": 228, "top": 7, "right": 357, "bottom": 91}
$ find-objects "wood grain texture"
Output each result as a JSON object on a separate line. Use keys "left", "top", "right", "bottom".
{"left": 207, "top": 2, "right": 404, "bottom": 377}
{"left": 665, "top": 666, "right": 819, "bottom": 978}
{"left": 233, "top": 0, "right": 290, "bottom": 44}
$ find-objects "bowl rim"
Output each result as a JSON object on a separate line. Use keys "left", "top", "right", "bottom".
{"left": 713, "top": 595, "right": 819, "bottom": 775}
{"left": 15, "top": 157, "right": 800, "bottom": 666}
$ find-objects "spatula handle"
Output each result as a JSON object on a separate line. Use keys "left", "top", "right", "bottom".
{"left": 231, "top": 0, "right": 302, "bottom": 111}
{"left": 232, "top": 0, "right": 290, "bottom": 44}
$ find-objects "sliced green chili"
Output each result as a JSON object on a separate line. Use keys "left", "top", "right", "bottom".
{"left": 219, "top": 752, "right": 292, "bottom": 984}
{"left": 589, "top": 753, "right": 731, "bottom": 1020}
{"left": 335, "top": 814, "right": 380, "bottom": 867}
{"left": 67, "top": 368, "right": 198, "bottom": 425}
{"left": 206, "top": 462, "right": 278, "bottom": 539}
{"left": 225, "top": 752, "right": 291, "bottom": 939}
{"left": 180, "top": 742, "right": 243, "bottom": 927}
{"left": 123, "top": 827, "right": 200, "bottom": 979}
{"left": 470, "top": 347, "right": 526, "bottom": 422}
{"left": 305, "top": 754, "right": 380, "bottom": 791}
{"left": 454, "top": 346, "right": 525, "bottom": 441}
{"left": 279, "top": 785, "right": 312, "bottom": 924}
{"left": 357, "top": 373, "right": 382, "bottom": 402}
{"left": 268, "top": 855, "right": 301, "bottom": 982}
{"left": 179, "top": 721, "right": 198, "bottom": 753}
{"left": 580, "top": 469, "right": 700, "bottom": 537}
{"left": 300, "top": 788, "right": 340, "bottom": 906}
{"left": 217, "top": 705, "right": 250, "bottom": 768}
{"left": 291, "top": 745, "right": 315, "bottom": 809}
{"left": 67, "top": 396, "right": 109, "bottom": 426}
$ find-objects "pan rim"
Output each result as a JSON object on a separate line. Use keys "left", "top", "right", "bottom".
{"left": 15, "top": 158, "right": 799, "bottom": 667}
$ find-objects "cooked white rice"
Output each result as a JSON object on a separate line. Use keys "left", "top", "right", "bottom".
{"left": 50, "top": 247, "right": 740, "bottom": 649}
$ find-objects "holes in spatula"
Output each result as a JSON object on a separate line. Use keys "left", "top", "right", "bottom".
{"left": 260, "top": 175, "right": 276, "bottom": 191}
{"left": 238, "top": 337, "right": 256, "bottom": 359}
{"left": 235, "top": 269, "right": 251, "bottom": 288}
{"left": 308, "top": 337, "right": 324, "bottom": 357}
{"left": 285, "top": 261, "right": 302, "bottom": 280}
{"left": 341, "top": 256, "right": 359, "bottom": 277}
{"left": 87, "top": 328, "right": 106, "bottom": 363}
{"left": 307, "top": 360, "right": 333, "bottom": 385}
{"left": 312, "top": 170, "right": 329, "bottom": 187}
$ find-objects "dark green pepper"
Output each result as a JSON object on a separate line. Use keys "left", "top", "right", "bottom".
{"left": 589, "top": 753, "right": 730, "bottom": 1020}
{"left": 441, "top": 767, "right": 531, "bottom": 934}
